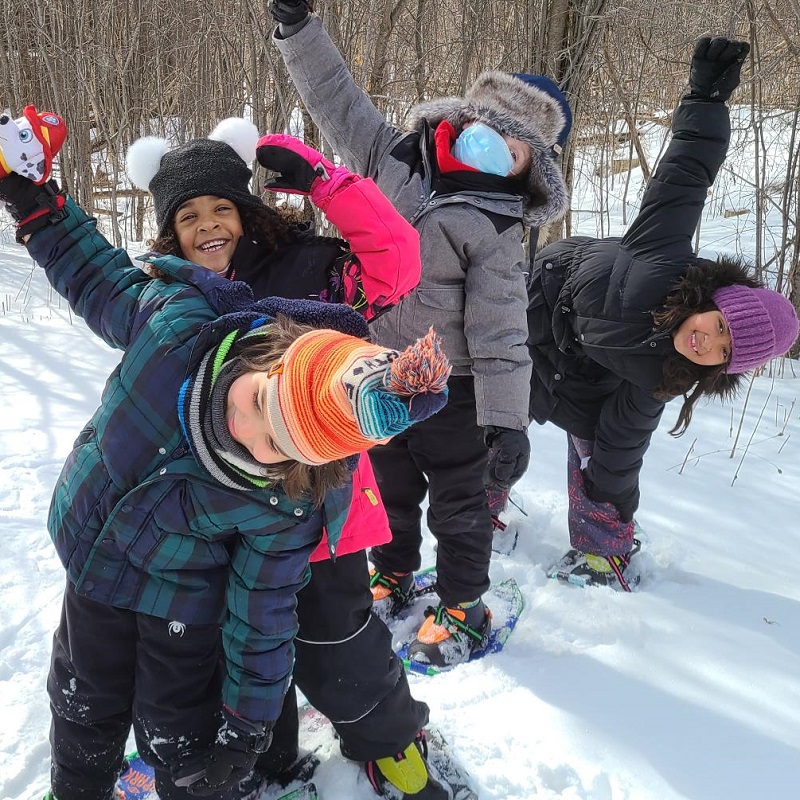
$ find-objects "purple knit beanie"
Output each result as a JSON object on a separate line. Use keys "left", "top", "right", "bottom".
{"left": 712, "top": 284, "right": 799, "bottom": 373}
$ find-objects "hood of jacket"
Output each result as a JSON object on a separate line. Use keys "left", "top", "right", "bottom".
{"left": 407, "top": 71, "right": 570, "bottom": 228}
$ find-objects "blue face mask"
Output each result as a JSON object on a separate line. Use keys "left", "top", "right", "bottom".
{"left": 451, "top": 122, "right": 513, "bottom": 177}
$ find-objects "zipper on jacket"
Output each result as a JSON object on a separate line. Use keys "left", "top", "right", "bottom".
{"left": 410, "top": 190, "right": 437, "bottom": 226}
{"left": 578, "top": 328, "right": 672, "bottom": 353}
{"left": 409, "top": 122, "right": 437, "bottom": 225}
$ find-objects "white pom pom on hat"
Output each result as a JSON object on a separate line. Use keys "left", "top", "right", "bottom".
{"left": 209, "top": 118, "right": 259, "bottom": 165}
{"left": 126, "top": 136, "right": 170, "bottom": 191}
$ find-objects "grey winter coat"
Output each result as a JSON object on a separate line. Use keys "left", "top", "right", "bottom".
{"left": 527, "top": 98, "right": 731, "bottom": 511}
{"left": 275, "top": 16, "right": 569, "bottom": 431}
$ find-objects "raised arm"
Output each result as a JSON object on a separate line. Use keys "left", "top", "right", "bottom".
{"left": 271, "top": 12, "right": 406, "bottom": 178}
{"left": 0, "top": 173, "right": 156, "bottom": 351}
{"left": 257, "top": 134, "right": 421, "bottom": 320}
{"left": 620, "top": 37, "right": 749, "bottom": 262}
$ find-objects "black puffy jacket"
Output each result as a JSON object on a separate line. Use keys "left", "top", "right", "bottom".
{"left": 527, "top": 98, "right": 731, "bottom": 512}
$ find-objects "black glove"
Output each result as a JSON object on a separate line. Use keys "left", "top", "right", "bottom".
{"left": 256, "top": 134, "right": 334, "bottom": 195}
{"left": 269, "top": 0, "right": 313, "bottom": 26}
{"left": 687, "top": 36, "right": 750, "bottom": 102}
{"left": 0, "top": 174, "right": 66, "bottom": 242}
{"left": 582, "top": 473, "right": 639, "bottom": 523}
{"left": 483, "top": 426, "right": 531, "bottom": 488}
{"left": 173, "top": 718, "right": 272, "bottom": 796}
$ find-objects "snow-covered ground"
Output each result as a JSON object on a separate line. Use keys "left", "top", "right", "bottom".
{"left": 2, "top": 106, "right": 799, "bottom": 800}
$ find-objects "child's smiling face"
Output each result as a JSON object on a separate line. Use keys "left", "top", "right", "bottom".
{"left": 173, "top": 195, "right": 243, "bottom": 275}
{"left": 672, "top": 309, "right": 732, "bottom": 366}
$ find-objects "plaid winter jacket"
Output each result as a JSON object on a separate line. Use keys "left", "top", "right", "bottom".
{"left": 26, "top": 198, "right": 352, "bottom": 727}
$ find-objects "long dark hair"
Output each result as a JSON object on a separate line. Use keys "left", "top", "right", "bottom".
{"left": 654, "top": 255, "right": 760, "bottom": 435}
{"left": 148, "top": 201, "right": 297, "bottom": 260}
{"left": 233, "top": 315, "right": 351, "bottom": 506}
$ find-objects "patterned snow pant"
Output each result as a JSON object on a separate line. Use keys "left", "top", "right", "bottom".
{"left": 567, "top": 435, "right": 635, "bottom": 557}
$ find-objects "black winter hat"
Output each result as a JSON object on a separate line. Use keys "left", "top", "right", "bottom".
{"left": 126, "top": 118, "right": 264, "bottom": 235}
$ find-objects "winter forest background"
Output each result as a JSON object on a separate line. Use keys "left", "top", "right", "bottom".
{"left": 1, "top": 0, "right": 799, "bottom": 341}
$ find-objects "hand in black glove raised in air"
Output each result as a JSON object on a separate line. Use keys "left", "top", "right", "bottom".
{"left": 484, "top": 426, "right": 531, "bottom": 489}
{"left": 0, "top": 173, "right": 66, "bottom": 243}
{"left": 256, "top": 133, "right": 335, "bottom": 195}
{"left": 688, "top": 36, "right": 750, "bottom": 102}
{"left": 269, "top": 0, "right": 313, "bottom": 26}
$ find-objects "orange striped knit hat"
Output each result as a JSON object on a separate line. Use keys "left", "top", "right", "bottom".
{"left": 265, "top": 327, "right": 451, "bottom": 465}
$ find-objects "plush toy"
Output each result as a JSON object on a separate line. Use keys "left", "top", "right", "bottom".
{"left": 0, "top": 105, "right": 66, "bottom": 184}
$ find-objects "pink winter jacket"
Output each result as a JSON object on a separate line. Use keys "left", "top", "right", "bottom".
{"left": 294, "top": 143, "right": 419, "bottom": 561}
{"left": 311, "top": 454, "right": 391, "bottom": 561}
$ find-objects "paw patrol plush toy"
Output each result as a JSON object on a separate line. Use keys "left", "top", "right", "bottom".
{"left": 0, "top": 105, "right": 66, "bottom": 184}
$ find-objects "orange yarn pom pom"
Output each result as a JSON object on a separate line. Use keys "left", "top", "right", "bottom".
{"left": 386, "top": 328, "right": 451, "bottom": 396}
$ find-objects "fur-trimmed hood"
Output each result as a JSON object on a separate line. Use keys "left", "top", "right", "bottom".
{"left": 407, "top": 71, "right": 571, "bottom": 228}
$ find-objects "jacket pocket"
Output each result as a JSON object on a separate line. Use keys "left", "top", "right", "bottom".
{"left": 412, "top": 286, "right": 469, "bottom": 365}
{"left": 415, "top": 286, "right": 465, "bottom": 311}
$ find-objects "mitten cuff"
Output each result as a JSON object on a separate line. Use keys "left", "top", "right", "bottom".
{"left": 14, "top": 181, "right": 67, "bottom": 243}
{"left": 309, "top": 164, "right": 359, "bottom": 210}
{"left": 277, "top": 17, "right": 312, "bottom": 39}
{"left": 221, "top": 705, "right": 272, "bottom": 746}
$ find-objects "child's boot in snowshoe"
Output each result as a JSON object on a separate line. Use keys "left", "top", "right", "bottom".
{"left": 550, "top": 538, "right": 641, "bottom": 591}
{"left": 365, "top": 732, "right": 448, "bottom": 799}
{"left": 406, "top": 599, "right": 491, "bottom": 668}
{"left": 370, "top": 568, "right": 415, "bottom": 622}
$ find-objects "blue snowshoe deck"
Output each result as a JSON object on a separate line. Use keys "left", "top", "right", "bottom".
{"left": 392, "top": 568, "right": 524, "bottom": 676}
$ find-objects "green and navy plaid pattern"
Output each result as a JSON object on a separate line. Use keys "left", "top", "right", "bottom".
{"left": 29, "top": 199, "right": 350, "bottom": 725}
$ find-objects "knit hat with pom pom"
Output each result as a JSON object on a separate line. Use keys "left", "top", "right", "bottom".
{"left": 265, "top": 327, "right": 451, "bottom": 465}
{"left": 125, "top": 118, "right": 263, "bottom": 234}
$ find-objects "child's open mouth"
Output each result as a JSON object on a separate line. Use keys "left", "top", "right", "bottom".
{"left": 198, "top": 238, "right": 228, "bottom": 252}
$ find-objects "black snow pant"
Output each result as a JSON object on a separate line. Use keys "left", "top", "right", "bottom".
{"left": 48, "top": 581, "right": 230, "bottom": 800}
{"left": 368, "top": 375, "right": 493, "bottom": 606}
{"left": 259, "top": 550, "right": 429, "bottom": 768}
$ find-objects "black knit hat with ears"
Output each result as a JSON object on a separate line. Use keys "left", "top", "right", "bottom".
{"left": 126, "top": 118, "right": 264, "bottom": 235}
